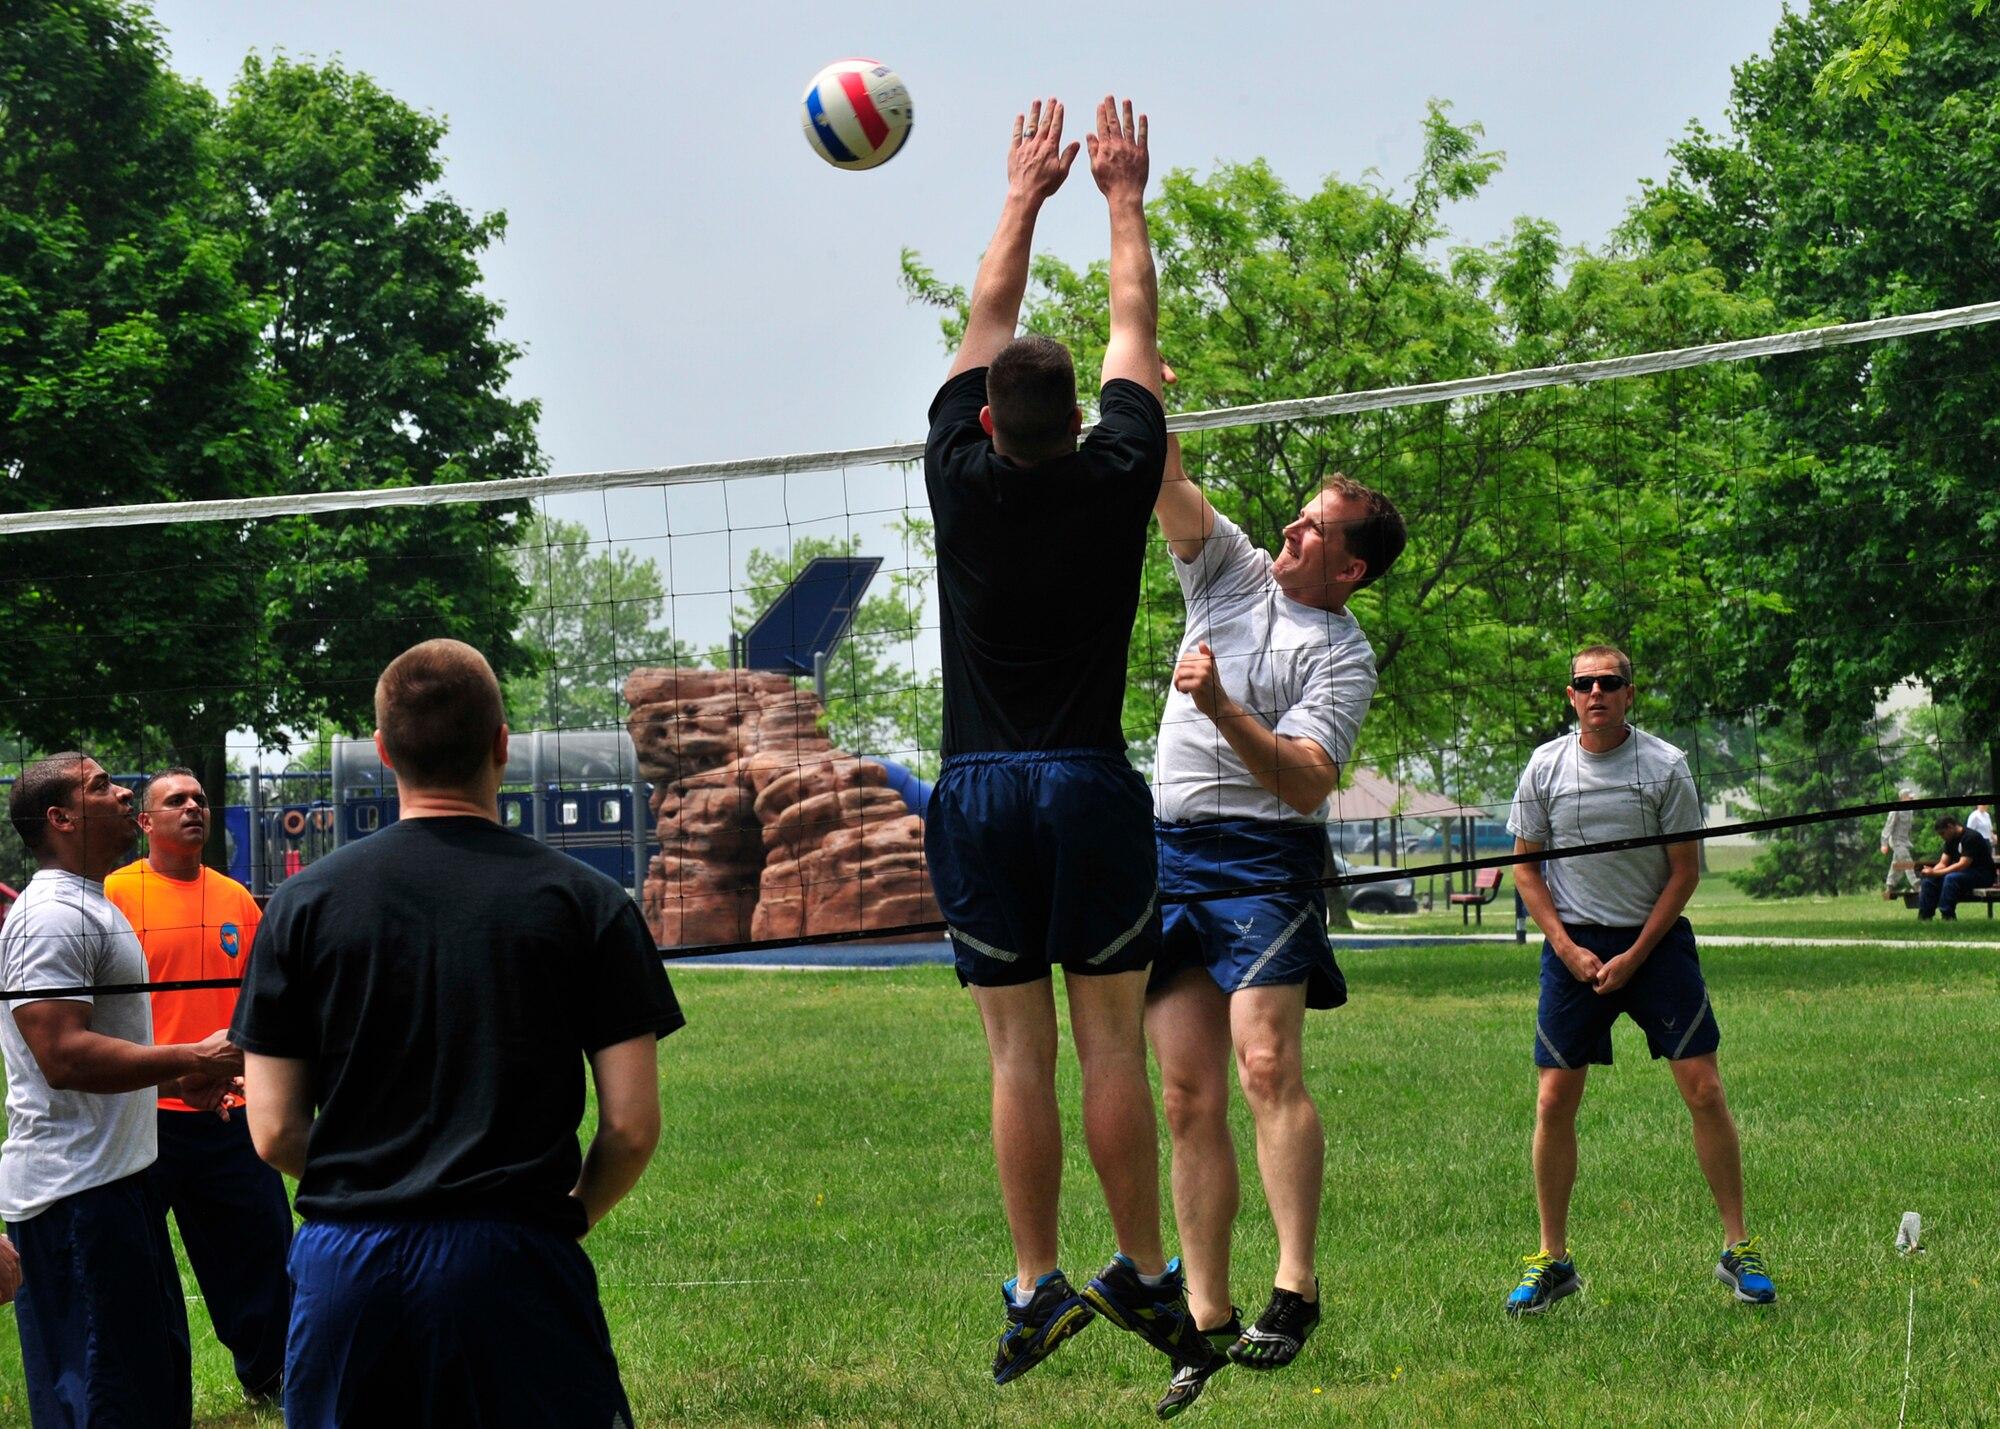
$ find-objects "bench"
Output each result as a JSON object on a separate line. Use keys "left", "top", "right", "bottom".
{"left": 1450, "top": 866, "right": 1504, "bottom": 925}
{"left": 1970, "top": 886, "right": 2000, "bottom": 919}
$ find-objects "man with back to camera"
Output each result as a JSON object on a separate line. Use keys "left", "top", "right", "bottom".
{"left": 105, "top": 767, "right": 293, "bottom": 1403}
{"left": 1915, "top": 813, "right": 1995, "bottom": 920}
{"left": 1502, "top": 647, "right": 1775, "bottom": 1315}
{"left": 1880, "top": 792, "right": 1919, "bottom": 900}
{"left": 1143, "top": 418, "right": 1405, "bottom": 1416}
{"left": 0, "top": 752, "right": 243, "bottom": 1427}
{"left": 231, "top": 640, "right": 684, "bottom": 1427}
{"left": 922, "top": 94, "right": 1223, "bottom": 1390}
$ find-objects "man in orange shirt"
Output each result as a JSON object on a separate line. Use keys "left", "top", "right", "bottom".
{"left": 106, "top": 768, "right": 292, "bottom": 1403}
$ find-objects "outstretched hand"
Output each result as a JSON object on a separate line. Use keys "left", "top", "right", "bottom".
{"left": 1087, "top": 95, "right": 1149, "bottom": 202}
{"left": 1007, "top": 98, "right": 1079, "bottom": 205}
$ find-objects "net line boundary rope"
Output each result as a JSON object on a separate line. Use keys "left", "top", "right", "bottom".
{"left": 4, "top": 299, "right": 1999, "bottom": 537}
{"left": 5, "top": 792, "right": 1987, "bottom": 1000}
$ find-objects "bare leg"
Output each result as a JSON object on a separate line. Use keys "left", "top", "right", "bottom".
{"left": 1146, "top": 971, "right": 1236, "bottom": 1326}
{"left": 1065, "top": 968, "right": 1166, "bottom": 1275}
{"left": 970, "top": 979, "right": 1063, "bottom": 1286}
{"left": 1668, "top": 1053, "right": 1747, "bottom": 1246}
{"left": 1533, "top": 1067, "right": 1589, "bottom": 1256}
{"left": 1230, "top": 984, "right": 1320, "bottom": 1299}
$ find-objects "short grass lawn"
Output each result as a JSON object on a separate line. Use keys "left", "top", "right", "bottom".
{"left": 6, "top": 937, "right": 1994, "bottom": 1425}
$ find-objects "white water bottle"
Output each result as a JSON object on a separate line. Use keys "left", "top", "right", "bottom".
{"left": 1896, "top": 1211, "right": 1922, "bottom": 1254}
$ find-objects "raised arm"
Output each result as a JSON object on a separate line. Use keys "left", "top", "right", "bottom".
{"left": 947, "top": 98, "right": 1079, "bottom": 379}
{"left": 1155, "top": 428, "right": 1214, "bottom": 563}
{"left": 1089, "top": 96, "right": 1160, "bottom": 398}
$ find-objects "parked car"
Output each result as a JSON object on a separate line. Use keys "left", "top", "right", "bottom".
{"left": 1329, "top": 851, "right": 1419, "bottom": 915}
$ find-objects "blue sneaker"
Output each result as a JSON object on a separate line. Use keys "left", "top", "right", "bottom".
{"left": 993, "top": 1269, "right": 1095, "bottom": 1385}
{"left": 1504, "top": 1251, "right": 1580, "bottom": 1316}
{"left": 1715, "top": 1237, "right": 1776, "bottom": 1304}
{"left": 1082, "top": 1254, "right": 1224, "bottom": 1370}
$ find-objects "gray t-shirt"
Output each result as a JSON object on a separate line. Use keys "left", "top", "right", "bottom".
{"left": 1506, "top": 727, "right": 1704, "bottom": 928}
{"left": 1154, "top": 512, "right": 1377, "bottom": 825}
{"left": 0, "top": 869, "right": 159, "bottom": 1221}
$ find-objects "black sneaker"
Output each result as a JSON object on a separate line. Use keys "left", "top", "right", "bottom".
{"left": 1154, "top": 1307, "right": 1240, "bottom": 1419}
{"left": 1081, "top": 1254, "right": 1223, "bottom": 1370}
{"left": 1229, "top": 1283, "right": 1319, "bottom": 1369}
{"left": 992, "top": 1269, "right": 1095, "bottom": 1385}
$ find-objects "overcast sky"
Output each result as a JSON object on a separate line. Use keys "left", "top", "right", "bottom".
{"left": 148, "top": 0, "right": 1788, "bottom": 708}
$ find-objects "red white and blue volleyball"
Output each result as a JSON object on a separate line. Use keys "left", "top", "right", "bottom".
{"left": 801, "top": 60, "right": 913, "bottom": 170}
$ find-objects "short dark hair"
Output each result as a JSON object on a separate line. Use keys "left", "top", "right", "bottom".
{"left": 1323, "top": 476, "right": 1407, "bottom": 591}
{"left": 1935, "top": 815, "right": 1963, "bottom": 834}
{"left": 10, "top": 751, "right": 89, "bottom": 851}
{"left": 1571, "top": 644, "right": 1634, "bottom": 682}
{"left": 375, "top": 640, "right": 506, "bottom": 788}
{"left": 140, "top": 766, "right": 200, "bottom": 812}
{"left": 986, "top": 335, "right": 1077, "bottom": 460}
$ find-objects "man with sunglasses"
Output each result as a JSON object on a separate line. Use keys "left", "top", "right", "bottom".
{"left": 1501, "top": 646, "right": 1774, "bottom": 1316}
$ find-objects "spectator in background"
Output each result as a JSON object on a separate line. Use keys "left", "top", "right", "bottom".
{"left": 1966, "top": 803, "right": 1993, "bottom": 848}
{"left": 1880, "top": 792, "right": 1919, "bottom": 901}
{"left": 1916, "top": 814, "right": 1995, "bottom": 921}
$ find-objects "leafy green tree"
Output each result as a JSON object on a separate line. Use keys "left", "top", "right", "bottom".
{"left": 1, "top": 12, "right": 545, "bottom": 866}
{"left": 730, "top": 518, "right": 940, "bottom": 776}
{"left": 1814, "top": 0, "right": 1994, "bottom": 97}
{"left": 1639, "top": 2, "right": 2000, "bottom": 779}
{"left": 505, "top": 513, "right": 691, "bottom": 733}
{"left": 906, "top": 106, "right": 1768, "bottom": 801}
{"left": 1727, "top": 715, "right": 1907, "bottom": 896}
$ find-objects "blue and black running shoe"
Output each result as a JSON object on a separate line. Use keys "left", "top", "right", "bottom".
{"left": 1504, "top": 1251, "right": 1580, "bottom": 1316}
{"left": 1082, "top": 1254, "right": 1223, "bottom": 1370}
{"left": 993, "top": 1269, "right": 1095, "bottom": 1385}
{"left": 1715, "top": 1237, "right": 1777, "bottom": 1304}
{"left": 1153, "top": 1307, "right": 1240, "bottom": 1419}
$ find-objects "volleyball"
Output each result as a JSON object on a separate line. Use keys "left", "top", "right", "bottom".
{"left": 801, "top": 59, "right": 913, "bottom": 171}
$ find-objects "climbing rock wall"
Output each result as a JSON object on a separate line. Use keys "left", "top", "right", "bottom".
{"left": 626, "top": 667, "right": 937, "bottom": 946}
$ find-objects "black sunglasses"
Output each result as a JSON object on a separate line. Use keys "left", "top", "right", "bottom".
{"left": 1569, "top": 674, "right": 1631, "bottom": 693}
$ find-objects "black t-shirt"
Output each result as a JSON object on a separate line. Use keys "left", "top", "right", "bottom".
{"left": 230, "top": 816, "right": 684, "bottom": 1233}
{"left": 1946, "top": 828, "right": 1996, "bottom": 882}
{"left": 924, "top": 368, "right": 1167, "bottom": 755}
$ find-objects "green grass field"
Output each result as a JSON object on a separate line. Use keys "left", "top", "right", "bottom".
{"left": 4, "top": 891, "right": 1997, "bottom": 1425}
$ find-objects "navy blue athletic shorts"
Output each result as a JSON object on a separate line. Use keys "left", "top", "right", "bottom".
{"left": 924, "top": 749, "right": 1161, "bottom": 987}
{"left": 1534, "top": 918, "right": 1719, "bottom": 1068}
{"left": 1152, "top": 818, "right": 1346, "bottom": 1010}
{"left": 8, "top": 1171, "right": 191, "bottom": 1429}
{"left": 284, "top": 1218, "right": 633, "bottom": 1428}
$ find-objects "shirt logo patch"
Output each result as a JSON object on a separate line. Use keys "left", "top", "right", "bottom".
{"left": 1233, "top": 917, "right": 1256, "bottom": 935}
{"left": 219, "top": 922, "right": 241, "bottom": 959}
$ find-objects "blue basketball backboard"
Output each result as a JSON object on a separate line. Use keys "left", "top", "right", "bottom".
{"left": 739, "top": 555, "right": 883, "bottom": 674}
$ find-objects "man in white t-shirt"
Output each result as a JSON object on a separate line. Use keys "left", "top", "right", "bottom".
{"left": 1144, "top": 421, "right": 1405, "bottom": 1415}
{"left": 1500, "top": 647, "right": 1774, "bottom": 1318}
{"left": 1, "top": 753, "right": 242, "bottom": 1426}
{"left": 1966, "top": 804, "right": 1993, "bottom": 848}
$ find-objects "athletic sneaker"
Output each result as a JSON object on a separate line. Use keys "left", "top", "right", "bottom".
{"left": 1715, "top": 1237, "right": 1777, "bottom": 1304}
{"left": 1229, "top": 1283, "right": 1319, "bottom": 1369}
{"left": 1082, "top": 1254, "right": 1223, "bottom": 1370}
{"left": 1504, "top": 1251, "right": 1580, "bottom": 1316}
{"left": 992, "top": 1269, "right": 1095, "bottom": 1385}
{"left": 1154, "top": 1308, "right": 1241, "bottom": 1420}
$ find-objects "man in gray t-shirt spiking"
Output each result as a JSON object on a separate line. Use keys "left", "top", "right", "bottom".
{"left": 1499, "top": 645, "right": 1776, "bottom": 1317}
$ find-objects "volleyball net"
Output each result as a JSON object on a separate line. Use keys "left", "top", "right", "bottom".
{"left": 2, "top": 300, "right": 1996, "bottom": 987}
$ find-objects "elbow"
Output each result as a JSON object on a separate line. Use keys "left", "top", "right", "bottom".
{"left": 598, "top": 1107, "right": 662, "bottom": 1162}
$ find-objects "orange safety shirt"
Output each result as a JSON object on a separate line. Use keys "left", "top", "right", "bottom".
{"left": 104, "top": 860, "right": 261, "bottom": 1113}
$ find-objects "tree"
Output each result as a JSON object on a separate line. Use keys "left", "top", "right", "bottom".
{"left": 505, "top": 513, "right": 689, "bottom": 734}
{"left": 729, "top": 518, "right": 940, "bottom": 775}
{"left": 1638, "top": 2, "right": 2000, "bottom": 781}
{"left": 1727, "top": 715, "right": 1907, "bottom": 896}
{"left": 0, "top": 12, "right": 546, "bottom": 867}
{"left": 905, "top": 106, "right": 1768, "bottom": 802}
{"left": 1814, "top": 0, "right": 1994, "bottom": 97}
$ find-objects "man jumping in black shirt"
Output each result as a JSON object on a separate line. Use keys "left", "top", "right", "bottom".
{"left": 923, "top": 95, "right": 1222, "bottom": 1398}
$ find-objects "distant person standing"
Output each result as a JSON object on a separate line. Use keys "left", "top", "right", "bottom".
{"left": 1, "top": 753, "right": 242, "bottom": 1427}
{"left": 106, "top": 768, "right": 292, "bottom": 1403}
{"left": 1880, "top": 794, "right": 1919, "bottom": 901}
{"left": 1966, "top": 803, "right": 1994, "bottom": 848}
{"left": 233, "top": 641, "right": 684, "bottom": 1427}
{"left": 1501, "top": 648, "right": 1775, "bottom": 1316}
